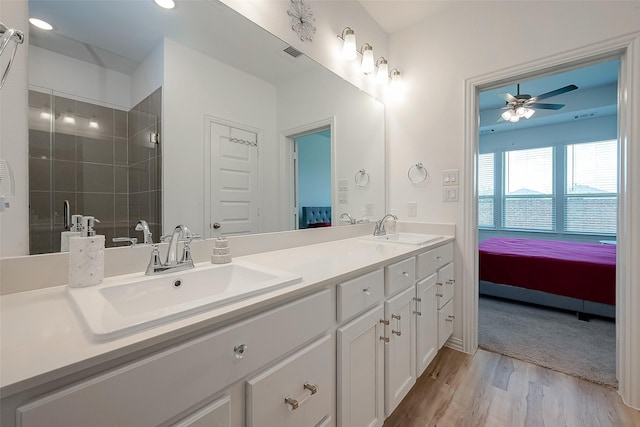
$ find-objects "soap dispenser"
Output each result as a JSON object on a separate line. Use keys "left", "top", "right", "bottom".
{"left": 68, "top": 216, "right": 105, "bottom": 288}
{"left": 61, "top": 214, "right": 83, "bottom": 252}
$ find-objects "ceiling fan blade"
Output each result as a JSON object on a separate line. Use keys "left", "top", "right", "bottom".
{"left": 527, "top": 102, "right": 565, "bottom": 110}
{"left": 530, "top": 84, "right": 578, "bottom": 102}
{"left": 498, "top": 92, "right": 517, "bottom": 103}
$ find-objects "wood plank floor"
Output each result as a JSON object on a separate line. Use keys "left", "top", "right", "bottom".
{"left": 383, "top": 348, "right": 640, "bottom": 427}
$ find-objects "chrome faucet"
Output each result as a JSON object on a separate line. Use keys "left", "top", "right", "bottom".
{"left": 135, "top": 219, "right": 153, "bottom": 244}
{"left": 340, "top": 213, "right": 356, "bottom": 224}
{"left": 145, "top": 224, "right": 195, "bottom": 275}
{"left": 373, "top": 213, "right": 398, "bottom": 237}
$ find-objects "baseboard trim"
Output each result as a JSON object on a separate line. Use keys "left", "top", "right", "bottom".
{"left": 444, "top": 337, "right": 464, "bottom": 352}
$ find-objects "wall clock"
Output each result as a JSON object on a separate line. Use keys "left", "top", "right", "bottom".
{"left": 287, "top": 0, "right": 316, "bottom": 41}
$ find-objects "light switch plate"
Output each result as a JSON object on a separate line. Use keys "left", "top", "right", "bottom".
{"left": 338, "top": 192, "right": 348, "bottom": 204}
{"left": 443, "top": 169, "right": 459, "bottom": 186}
{"left": 443, "top": 186, "right": 459, "bottom": 202}
{"left": 338, "top": 179, "right": 349, "bottom": 191}
{"left": 408, "top": 202, "right": 417, "bottom": 217}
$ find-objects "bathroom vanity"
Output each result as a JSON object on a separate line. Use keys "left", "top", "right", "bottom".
{"left": 0, "top": 233, "right": 455, "bottom": 426}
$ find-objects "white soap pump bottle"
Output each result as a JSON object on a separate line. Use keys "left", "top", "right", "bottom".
{"left": 61, "top": 214, "right": 83, "bottom": 252}
{"left": 68, "top": 216, "right": 105, "bottom": 288}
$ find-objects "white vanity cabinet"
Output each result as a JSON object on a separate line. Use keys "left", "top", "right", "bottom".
{"left": 16, "top": 289, "right": 332, "bottom": 427}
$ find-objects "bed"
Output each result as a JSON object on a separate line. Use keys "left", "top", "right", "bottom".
{"left": 479, "top": 237, "right": 616, "bottom": 318}
{"left": 300, "top": 206, "right": 332, "bottom": 229}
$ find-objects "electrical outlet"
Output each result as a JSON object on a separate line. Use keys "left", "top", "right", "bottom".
{"left": 365, "top": 203, "right": 374, "bottom": 216}
{"left": 408, "top": 202, "right": 417, "bottom": 217}
{"left": 338, "top": 179, "right": 349, "bottom": 191}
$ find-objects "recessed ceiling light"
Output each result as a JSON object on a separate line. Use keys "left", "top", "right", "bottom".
{"left": 29, "top": 18, "right": 53, "bottom": 30}
{"left": 153, "top": 0, "right": 175, "bottom": 9}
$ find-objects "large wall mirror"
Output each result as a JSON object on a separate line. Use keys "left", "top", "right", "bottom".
{"left": 25, "top": 0, "right": 385, "bottom": 255}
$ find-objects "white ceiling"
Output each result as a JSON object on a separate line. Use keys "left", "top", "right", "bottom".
{"left": 28, "top": 0, "right": 317, "bottom": 84}
{"left": 357, "top": 0, "right": 454, "bottom": 34}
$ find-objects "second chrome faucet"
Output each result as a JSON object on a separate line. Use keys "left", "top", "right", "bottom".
{"left": 146, "top": 224, "right": 195, "bottom": 275}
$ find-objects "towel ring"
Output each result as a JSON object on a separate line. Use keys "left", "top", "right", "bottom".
{"left": 408, "top": 163, "right": 428, "bottom": 184}
{"left": 355, "top": 169, "right": 370, "bottom": 187}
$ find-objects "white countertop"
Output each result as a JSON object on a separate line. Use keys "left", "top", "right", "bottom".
{"left": 0, "top": 234, "right": 453, "bottom": 397}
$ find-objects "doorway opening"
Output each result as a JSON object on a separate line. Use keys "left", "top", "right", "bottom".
{"left": 475, "top": 59, "right": 619, "bottom": 386}
{"left": 281, "top": 118, "right": 335, "bottom": 231}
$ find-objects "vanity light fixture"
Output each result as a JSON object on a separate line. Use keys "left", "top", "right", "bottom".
{"left": 89, "top": 117, "right": 100, "bottom": 129}
{"left": 360, "top": 44, "right": 374, "bottom": 74}
{"left": 375, "top": 57, "right": 389, "bottom": 84}
{"left": 153, "top": 0, "right": 175, "bottom": 10}
{"left": 338, "top": 27, "right": 356, "bottom": 60}
{"left": 29, "top": 18, "right": 53, "bottom": 30}
{"left": 62, "top": 111, "right": 75, "bottom": 125}
{"left": 390, "top": 68, "right": 402, "bottom": 88}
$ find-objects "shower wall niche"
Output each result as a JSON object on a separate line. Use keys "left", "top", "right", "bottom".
{"left": 28, "top": 88, "right": 162, "bottom": 254}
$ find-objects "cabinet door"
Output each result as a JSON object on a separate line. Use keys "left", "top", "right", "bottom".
{"left": 384, "top": 286, "right": 416, "bottom": 417}
{"left": 337, "top": 305, "right": 385, "bottom": 427}
{"left": 438, "top": 299, "right": 454, "bottom": 349}
{"left": 415, "top": 273, "right": 438, "bottom": 377}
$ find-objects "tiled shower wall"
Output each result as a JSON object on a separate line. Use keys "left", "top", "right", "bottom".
{"left": 28, "top": 88, "right": 162, "bottom": 254}
{"left": 128, "top": 88, "right": 162, "bottom": 245}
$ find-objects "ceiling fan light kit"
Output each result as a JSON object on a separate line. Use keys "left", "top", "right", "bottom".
{"left": 497, "top": 83, "right": 578, "bottom": 123}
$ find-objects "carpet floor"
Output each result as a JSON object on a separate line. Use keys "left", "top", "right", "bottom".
{"left": 478, "top": 295, "right": 617, "bottom": 387}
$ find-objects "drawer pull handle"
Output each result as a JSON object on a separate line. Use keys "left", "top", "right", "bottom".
{"left": 392, "top": 314, "right": 401, "bottom": 336}
{"left": 363, "top": 287, "right": 371, "bottom": 295}
{"left": 445, "top": 315, "right": 455, "bottom": 322}
{"left": 436, "top": 256, "right": 442, "bottom": 260}
{"left": 447, "top": 279, "right": 455, "bottom": 284}
{"left": 233, "top": 343, "right": 248, "bottom": 359}
{"left": 380, "top": 319, "right": 389, "bottom": 325}
{"left": 413, "top": 297, "right": 422, "bottom": 316}
{"left": 436, "top": 293, "right": 443, "bottom": 297}
{"left": 285, "top": 382, "right": 319, "bottom": 410}
{"left": 380, "top": 335, "right": 390, "bottom": 343}
{"left": 402, "top": 271, "right": 409, "bottom": 277}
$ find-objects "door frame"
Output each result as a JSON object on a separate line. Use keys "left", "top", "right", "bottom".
{"left": 203, "top": 114, "right": 262, "bottom": 237}
{"left": 280, "top": 117, "right": 336, "bottom": 231}
{"left": 462, "top": 32, "right": 640, "bottom": 407}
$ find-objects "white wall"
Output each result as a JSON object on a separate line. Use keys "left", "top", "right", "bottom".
{"left": 277, "top": 66, "right": 386, "bottom": 224}
{"left": 131, "top": 42, "right": 164, "bottom": 109}
{"left": 0, "top": 0, "right": 29, "bottom": 257}
{"left": 162, "top": 38, "right": 278, "bottom": 238}
{"left": 29, "top": 46, "right": 131, "bottom": 109}
{"left": 221, "top": 0, "right": 390, "bottom": 101}
{"left": 387, "top": 0, "right": 640, "bottom": 407}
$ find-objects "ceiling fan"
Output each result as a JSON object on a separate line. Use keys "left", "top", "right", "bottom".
{"left": 498, "top": 83, "right": 578, "bottom": 122}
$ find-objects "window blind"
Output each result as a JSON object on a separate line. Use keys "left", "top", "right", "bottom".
{"left": 478, "top": 153, "right": 494, "bottom": 227}
{"left": 565, "top": 140, "right": 617, "bottom": 234}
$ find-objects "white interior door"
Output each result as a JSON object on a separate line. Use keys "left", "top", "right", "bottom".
{"left": 209, "top": 122, "right": 259, "bottom": 237}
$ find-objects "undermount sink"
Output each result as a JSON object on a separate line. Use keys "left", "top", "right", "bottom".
{"left": 67, "top": 261, "right": 302, "bottom": 340}
{"left": 362, "top": 232, "right": 442, "bottom": 245}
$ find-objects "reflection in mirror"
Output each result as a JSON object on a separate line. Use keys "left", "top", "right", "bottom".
{"left": 24, "top": 0, "right": 385, "bottom": 255}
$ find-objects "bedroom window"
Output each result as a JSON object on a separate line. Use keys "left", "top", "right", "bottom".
{"left": 478, "top": 153, "right": 495, "bottom": 228}
{"left": 502, "top": 147, "right": 554, "bottom": 231}
{"left": 565, "top": 140, "right": 617, "bottom": 234}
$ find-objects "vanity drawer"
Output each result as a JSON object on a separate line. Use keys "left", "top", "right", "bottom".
{"left": 337, "top": 269, "right": 384, "bottom": 322}
{"left": 416, "top": 242, "right": 453, "bottom": 280}
{"left": 436, "top": 262, "right": 454, "bottom": 309}
{"left": 385, "top": 257, "right": 416, "bottom": 296}
{"left": 172, "top": 394, "right": 231, "bottom": 427}
{"left": 246, "top": 335, "right": 332, "bottom": 427}
{"left": 17, "top": 290, "right": 332, "bottom": 427}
